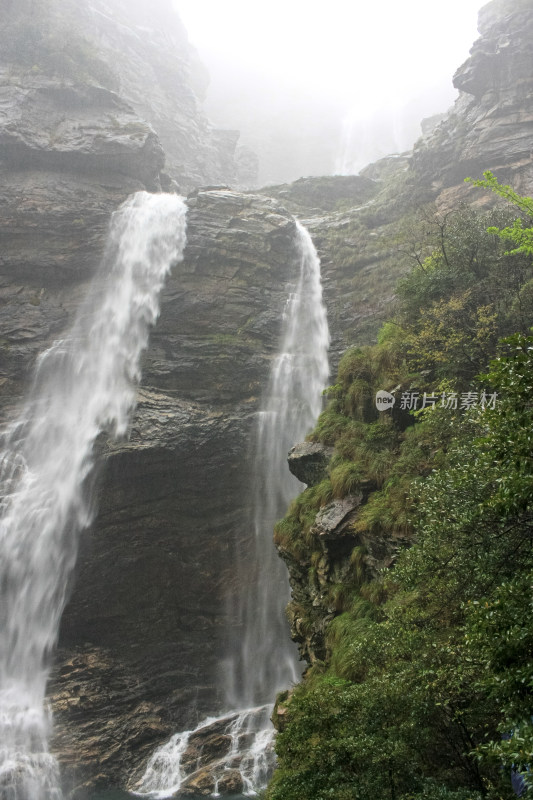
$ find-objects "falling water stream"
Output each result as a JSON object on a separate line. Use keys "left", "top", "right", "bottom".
{"left": 135, "top": 220, "right": 330, "bottom": 797}
{"left": 231, "top": 220, "right": 330, "bottom": 707}
{"left": 0, "top": 192, "right": 187, "bottom": 800}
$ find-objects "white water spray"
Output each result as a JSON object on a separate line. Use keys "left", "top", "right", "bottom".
{"left": 136, "top": 220, "right": 329, "bottom": 797}
{"left": 136, "top": 705, "right": 274, "bottom": 799}
{"left": 228, "top": 220, "right": 330, "bottom": 708}
{"left": 0, "top": 192, "right": 187, "bottom": 800}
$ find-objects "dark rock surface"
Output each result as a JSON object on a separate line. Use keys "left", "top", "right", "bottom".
{"left": 1, "top": 0, "right": 533, "bottom": 795}
{"left": 38, "top": 189, "right": 300, "bottom": 796}
{"left": 0, "top": 72, "right": 164, "bottom": 188}
{"left": 288, "top": 442, "right": 334, "bottom": 487}
{"left": 0, "top": 6, "right": 298, "bottom": 795}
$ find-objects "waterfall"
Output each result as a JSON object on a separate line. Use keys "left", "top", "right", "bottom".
{"left": 228, "top": 220, "right": 330, "bottom": 707}
{"left": 135, "top": 220, "right": 329, "bottom": 798}
{"left": 0, "top": 192, "right": 187, "bottom": 800}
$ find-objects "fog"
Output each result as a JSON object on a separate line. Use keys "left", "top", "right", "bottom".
{"left": 175, "top": 0, "right": 483, "bottom": 185}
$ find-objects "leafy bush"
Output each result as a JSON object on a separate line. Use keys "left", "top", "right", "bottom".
{"left": 270, "top": 179, "right": 533, "bottom": 800}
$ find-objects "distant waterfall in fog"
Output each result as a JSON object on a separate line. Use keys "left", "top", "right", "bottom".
{"left": 0, "top": 192, "right": 187, "bottom": 800}
{"left": 136, "top": 219, "right": 330, "bottom": 798}
{"left": 334, "top": 107, "right": 418, "bottom": 175}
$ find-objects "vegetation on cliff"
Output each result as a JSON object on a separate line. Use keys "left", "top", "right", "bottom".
{"left": 269, "top": 176, "right": 533, "bottom": 800}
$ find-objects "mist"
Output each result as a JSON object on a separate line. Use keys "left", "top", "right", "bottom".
{"left": 175, "top": 0, "right": 483, "bottom": 185}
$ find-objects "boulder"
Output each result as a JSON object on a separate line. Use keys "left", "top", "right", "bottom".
{"left": 287, "top": 442, "right": 333, "bottom": 486}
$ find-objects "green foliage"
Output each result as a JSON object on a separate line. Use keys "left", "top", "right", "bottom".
{"left": 467, "top": 172, "right": 533, "bottom": 256}
{"left": 273, "top": 341, "right": 533, "bottom": 799}
{"left": 397, "top": 203, "right": 533, "bottom": 381}
{"left": 466, "top": 571, "right": 533, "bottom": 783}
{"left": 270, "top": 181, "right": 533, "bottom": 800}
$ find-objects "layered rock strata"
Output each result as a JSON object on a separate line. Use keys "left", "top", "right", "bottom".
{"left": 0, "top": 0, "right": 244, "bottom": 193}
{"left": 38, "top": 190, "right": 300, "bottom": 796}
{"left": 412, "top": 0, "right": 533, "bottom": 208}
{"left": 0, "top": 179, "right": 301, "bottom": 796}
{"left": 1, "top": 0, "right": 533, "bottom": 795}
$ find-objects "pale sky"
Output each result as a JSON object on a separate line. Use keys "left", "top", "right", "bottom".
{"left": 175, "top": 0, "right": 484, "bottom": 118}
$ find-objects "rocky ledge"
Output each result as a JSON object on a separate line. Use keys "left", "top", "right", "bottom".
{"left": 126, "top": 706, "right": 274, "bottom": 798}
{"left": 287, "top": 442, "right": 334, "bottom": 486}
{"left": 0, "top": 71, "right": 164, "bottom": 189}
{"left": 278, "top": 444, "right": 409, "bottom": 667}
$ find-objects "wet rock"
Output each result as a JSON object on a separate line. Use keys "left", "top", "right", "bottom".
{"left": 272, "top": 690, "right": 292, "bottom": 733}
{"left": 264, "top": 175, "right": 378, "bottom": 214}
{"left": 70, "top": 0, "right": 243, "bottom": 191}
{"left": 180, "top": 768, "right": 216, "bottom": 796}
{"left": 0, "top": 71, "right": 165, "bottom": 189}
{"left": 44, "top": 189, "right": 300, "bottom": 794}
{"left": 412, "top": 0, "right": 533, "bottom": 205}
{"left": 183, "top": 731, "right": 232, "bottom": 770}
{"left": 176, "top": 764, "right": 244, "bottom": 796}
{"left": 287, "top": 442, "right": 333, "bottom": 486}
{"left": 216, "top": 770, "right": 245, "bottom": 794}
{"left": 312, "top": 495, "right": 363, "bottom": 537}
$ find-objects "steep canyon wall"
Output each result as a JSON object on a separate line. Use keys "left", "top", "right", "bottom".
{"left": 1, "top": 0, "right": 533, "bottom": 795}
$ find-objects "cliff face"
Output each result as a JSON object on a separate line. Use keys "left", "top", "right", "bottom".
{"left": 1, "top": 0, "right": 533, "bottom": 795}
{"left": 1, "top": 123, "right": 299, "bottom": 799}
{"left": 46, "top": 190, "right": 300, "bottom": 796}
{"left": 271, "top": 0, "right": 533, "bottom": 674}
{"left": 412, "top": 0, "right": 533, "bottom": 207}
{"left": 74, "top": 0, "right": 243, "bottom": 191}
{"left": 0, "top": 4, "right": 294, "bottom": 794}
{"left": 264, "top": 0, "right": 533, "bottom": 356}
{"left": 0, "top": 0, "right": 244, "bottom": 193}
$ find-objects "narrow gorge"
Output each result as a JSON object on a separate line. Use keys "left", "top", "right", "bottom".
{"left": 1, "top": 0, "right": 533, "bottom": 798}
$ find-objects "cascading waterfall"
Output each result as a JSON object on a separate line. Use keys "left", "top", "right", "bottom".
{"left": 230, "top": 220, "right": 330, "bottom": 709}
{"left": 0, "top": 192, "right": 187, "bottom": 800}
{"left": 136, "top": 220, "right": 329, "bottom": 798}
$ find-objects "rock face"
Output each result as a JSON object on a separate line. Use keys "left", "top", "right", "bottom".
{"left": 0, "top": 72, "right": 164, "bottom": 188}
{"left": 1, "top": 0, "right": 533, "bottom": 796}
{"left": 125, "top": 709, "right": 273, "bottom": 797}
{"left": 412, "top": 0, "right": 533, "bottom": 207}
{"left": 287, "top": 442, "right": 334, "bottom": 486}
{"left": 260, "top": 0, "right": 533, "bottom": 355}
{"left": 0, "top": 156, "right": 300, "bottom": 797}
{"left": 0, "top": 7, "right": 300, "bottom": 793}
{"left": 0, "top": 0, "right": 243, "bottom": 193}
{"left": 0, "top": 4, "right": 296, "bottom": 794}
{"left": 37, "top": 190, "right": 299, "bottom": 796}
{"left": 73, "top": 0, "right": 243, "bottom": 191}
